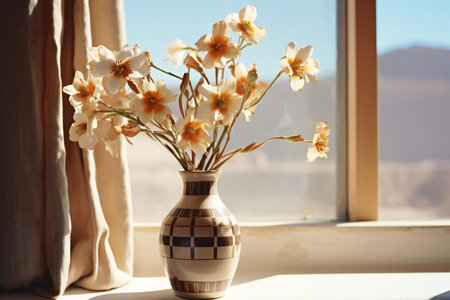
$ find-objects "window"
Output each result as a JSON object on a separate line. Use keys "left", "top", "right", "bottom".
{"left": 124, "top": 0, "right": 343, "bottom": 223}
{"left": 377, "top": 0, "right": 450, "bottom": 220}
{"left": 131, "top": 0, "right": 450, "bottom": 276}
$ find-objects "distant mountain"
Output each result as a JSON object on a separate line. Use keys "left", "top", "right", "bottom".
{"left": 379, "top": 46, "right": 450, "bottom": 80}
{"left": 378, "top": 46, "right": 450, "bottom": 161}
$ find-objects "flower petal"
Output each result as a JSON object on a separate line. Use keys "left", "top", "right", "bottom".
{"left": 285, "top": 41, "right": 297, "bottom": 61}
{"left": 219, "top": 77, "right": 236, "bottom": 95}
{"left": 225, "top": 13, "right": 240, "bottom": 32}
{"left": 79, "top": 133, "right": 99, "bottom": 150}
{"left": 177, "top": 138, "right": 189, "bottom": 150}
{"left": 197, "top": 101, "right": 217, "bottom": 123}
{"left": 72, "top": 71, "right": 86, "bottom": 90}
{"left": 296, "top": 45, "right": 313, "bottom": 62}
{"left": 106, "top": 76, "right": 126, "bottom": 94}
{"left": 234, "top": 63, "right": 247, "bottom": 79}
{"left": 154, "top": 106, "right": 172, "bottom": 123}
{"left": 95, "top": 59, "right": 114, "bottom": 76}
{"left": 198, "top": 83, "right": 217, "bottom": 101}
{"left": 95, "top": 119, "right": 119, "bottom": 141}
{"left": 117, "top": 44, "right": 134, "bottom": 61}
{"left": 280, "top": 57, "right": 292, "bottom": 75}
{"left": 239, "top": 5, "right": 257, "bottom": 22}
{"left": 202, "top": 52, "right": 216, "bottom": 69}
{"left": 73, "top": 112, "right": 88, "bottom": 123}
{"left": 175, "top": 118, "right": 186, "bottom": 134}
{"left": 289, "top": 75, "right": 305, "bottom": 92}
{"left": 195, "top": 34, "right": 212, "bottom": 51}
{"left": 63, "top": 85, "right": 78, "bottom": 96}
{"left": 212, "top": 21, "right": 228, "bottom": 39}
{"left": 306, "top": 145, "right": 319, "bottom": 163}
{"left": 190, "top": 140, "right": 207, "bottom": 155}
{"left": 98, "top": 45, "right": 115, "bottom": 60}
{"left": 127, "top": 52, "right": 148, "bottom": 71}
{"left": 222, "top": 44, "right": 241, "bottom": 59}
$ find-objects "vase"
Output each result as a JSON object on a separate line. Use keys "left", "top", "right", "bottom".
{"left": 159, "top": 171, "right": 241, "bottom": 299}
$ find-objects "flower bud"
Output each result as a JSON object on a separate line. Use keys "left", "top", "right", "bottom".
{"left": 286, "top": 135, "right": 304, "bottom": 143}
{"left": 247, "top": 64, "right": 258, "bottom": 84}
{"left": 180, "top": 72, "right": 190, "bottom": 95}
{"left": 121, "top": 121, "right": 140, "bottom": 137}
{"left": 184, "top": 51, "right": 204, "bottom": 73}
{"left": 127, "top": 79, "right": 140, "bottom": 94}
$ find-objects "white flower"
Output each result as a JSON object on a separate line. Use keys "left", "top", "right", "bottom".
{"left": 93, "top": 115, "right": 124, "bottom": 143}
{"left": 133, "top": 79, "right": 176, "bottom": 123}
{"left": 233, "top": 63, "right": 267, "bottom": 122}
{"left": 93, "top": 44, "right": 151, "bottom": 94}
{"left": 225, "top": 5, "right": 266, "bottom": 45}
{"left": 101, "top": 87, "right": 131, "bottom": 109}
{"left": 197, "top": 77, "right": 242, "bottom": 125}
{"left": 63, "top": 71, "right": 102, "bottom": 114}
{"left": 195, "top": 21, "right": 241, "bottom": 69}
{"left": 306, "top": 121, "right": 330, "bottom": 162}
{"left": 69, "top": 112, "right": 98, "bottom": 150}
{"left": 167, "top": 39, "right": 188, "bottom": 66}
{"left": 175, "top": 109, "right": 212, "bottom": 155}
{"left": 280, "top": 42, "right": 320, "bottom": 92}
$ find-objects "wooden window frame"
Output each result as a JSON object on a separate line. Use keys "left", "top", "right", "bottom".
{"left": 345, "top": 0, "right": 378, "bottom": 220}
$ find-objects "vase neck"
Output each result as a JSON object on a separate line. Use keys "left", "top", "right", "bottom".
{"left": 180, "top": 171, "right": 220, "bottom": 196}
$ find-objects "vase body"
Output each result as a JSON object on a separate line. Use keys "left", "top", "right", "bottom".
{"left": 159, "top": 171, "right": 241, "bottom": 299}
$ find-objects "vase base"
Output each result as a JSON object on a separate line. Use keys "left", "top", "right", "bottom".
{"left": 173, "top": 290, "right": 227, "bottom": 299}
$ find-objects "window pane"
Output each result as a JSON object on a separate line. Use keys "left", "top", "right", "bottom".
{"left": 125, "top": 0, "right": 341, "bottom": 222}
{"left": 377, "top": 0, "right": 450, "bottom": 220}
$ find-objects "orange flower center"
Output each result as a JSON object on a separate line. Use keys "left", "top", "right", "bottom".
{"left": 182, "top": 121, "right": 202, "bottom": 143}
{"left": 142, "top": 91, "right": 164, "bottom": 114}
{"left": 239, "top": 20, "right": 252, "bottom": 33}
{"left": 75, "top": 123, "right": 87, "bottom": 136}
{"left": 210, "top": 36, "right": 229, "bottom": 57}
{"left": 236, "top": 78, "right": 255, "bottom": 96}
{"left": 212, "top": 96, "right": 229, "bottom": 113}
{"left": 291, "top": 64, "right": 306, "bottom": 79}
{"left": 76, "top": 82, "right": 96, "bottom": 103}
{"left": 111, "top": 61, "right": 132, "bottom": 78}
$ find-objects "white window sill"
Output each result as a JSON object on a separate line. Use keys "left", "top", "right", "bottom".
{"left": 2, "top": 273, "right": 449, "bottom": 299}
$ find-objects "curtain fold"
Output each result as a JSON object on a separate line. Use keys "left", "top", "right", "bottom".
{"left": 0, "top": 0, "right": 133, "bottom": 298}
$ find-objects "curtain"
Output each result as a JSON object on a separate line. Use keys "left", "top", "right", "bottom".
{"left": 0, "top": 0, "right": 133, "bottom": 298}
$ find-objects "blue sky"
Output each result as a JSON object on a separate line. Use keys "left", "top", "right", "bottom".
{"left": 124, "top": 0, "right": 336, "bottom": 84}
{"left": 377, "top": 0, "right": 450, "bottom": 54}
{"left": 124, "top": 0, "right": 450, "bottom": 83}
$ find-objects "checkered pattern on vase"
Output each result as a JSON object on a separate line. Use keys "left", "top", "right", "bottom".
{"left": 160, "top": 208, "right": 241, "bottom": 260}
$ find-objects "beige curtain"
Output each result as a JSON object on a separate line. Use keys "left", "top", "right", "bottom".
{"left": 0, "top": 0, "right": 133, "bottom": 298}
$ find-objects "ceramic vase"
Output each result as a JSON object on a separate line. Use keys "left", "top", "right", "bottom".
{"left": 159, "top": 171, "right": 241, "bottom": 299}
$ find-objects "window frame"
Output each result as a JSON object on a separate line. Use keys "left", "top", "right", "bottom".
{"left": 345, "top": 0, "right": 378, "bottom": 221}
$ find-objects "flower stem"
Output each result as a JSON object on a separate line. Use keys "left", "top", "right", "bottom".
{"left": 248, "top": 70, "right": 284, "bottom": 109}
{"left": 215, "top": 68, "right": 219, "bottom": 85}
{"left": 205, "top": 126, "right": 228, "bottom": 170}
{"left": 151, "top": 62, "right": 183, "bottom": 80}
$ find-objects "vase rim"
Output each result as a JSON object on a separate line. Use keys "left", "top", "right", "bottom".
{"left": 179, "top": 170, "right": 221, "bottom": 174}
{"left": 179, "top": 170, "right": 221, "bottom": 182}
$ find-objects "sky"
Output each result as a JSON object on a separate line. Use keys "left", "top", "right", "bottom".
{"left": 124, "top": 0, "right": 450, "bottom": 85}
{"left": 377, "top": 0, "right": 450, "bottom": 54}
{"left": 124, "top": 0, "right": 337, "bottom": 85}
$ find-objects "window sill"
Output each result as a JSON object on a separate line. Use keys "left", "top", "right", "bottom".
{"left": 135, "top": 221, "right": 450, "bottom": 276}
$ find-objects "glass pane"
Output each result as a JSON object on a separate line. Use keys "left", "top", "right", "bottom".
{"left": 125, "top": 0, "right": 341, "bottom": 222}
{"left": 377, "top": 0, "right": 450, "bottom": 220}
